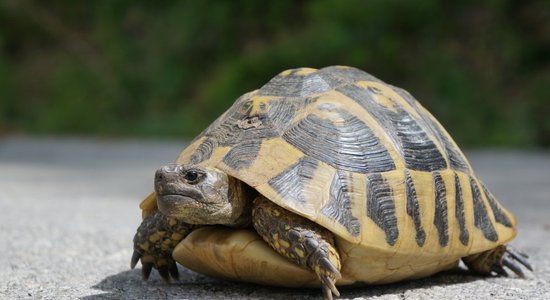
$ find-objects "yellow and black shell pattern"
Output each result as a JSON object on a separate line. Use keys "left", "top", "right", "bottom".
{"left": 175, "top": 66, "right": 516, "bottom": 260}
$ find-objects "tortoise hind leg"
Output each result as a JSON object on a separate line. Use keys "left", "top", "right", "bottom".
{"left": 252, "top": 196, "right": 342, "bottom": 300}
{"left": 462, "top": 245, "right": 533, "bottom": 278}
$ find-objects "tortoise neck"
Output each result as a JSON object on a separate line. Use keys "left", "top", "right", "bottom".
{"left": 226, "top": 176, "right": 254, "bottom": 227}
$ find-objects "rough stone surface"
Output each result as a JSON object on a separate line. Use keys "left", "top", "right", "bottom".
{"left": 1, "top": 136, "right": 549, "bottom": 299}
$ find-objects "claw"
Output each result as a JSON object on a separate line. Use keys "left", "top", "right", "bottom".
{"left": 158, "top": 265, "right": 171, "bottom": 282}
{"left": 321, "top": 285, "right": 334, "bottom": 300}
{"left": 503, "top": 256, "right": 525, "bottom": 278}
{"left": 491, "top": 265, "right": 509, "bottom": 277}
{"left": 130, "top": 250, "right": 141, "bottom": 269}
{"left": 169, "top": 262, "right": 179, "bottom": 280}
{"left": 319, "top": 274, "right": 340, "bottom": 297}
{"left": 317, "top": 257, "right": 341, "bottom": 299}
{"left": 507, "top": 249, "right": 533, "bottom": 271}
{"left": 508, "top": 246, "right": 529, "bottom": 259}
{"left": 142, "top": 262, "right": 153, "bottom": 280}
{"left": 319, "top": 257, "right": 342, "bottom": 279}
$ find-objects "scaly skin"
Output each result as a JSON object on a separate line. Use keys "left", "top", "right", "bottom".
{"left": 252, "top": 196, "right": 342, "bottom": 300}
{"left": 131, "top": 210, "right": 196, "bottom": 281}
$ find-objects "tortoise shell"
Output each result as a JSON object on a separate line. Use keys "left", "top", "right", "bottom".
{"left": 146, "top": 66, "right": 516, "bottom": 284}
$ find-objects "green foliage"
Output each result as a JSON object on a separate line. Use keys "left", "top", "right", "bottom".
{"left": 0, "top": 0, "right": 548, "bottom": 146}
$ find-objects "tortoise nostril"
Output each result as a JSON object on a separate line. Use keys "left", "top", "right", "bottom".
{"left": 155, "top": 169, "right": 166, "bottom": 181}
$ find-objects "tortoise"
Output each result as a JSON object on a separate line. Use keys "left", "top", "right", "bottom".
{"left": 131, "top": 66, "right": 532, "bottom": 299}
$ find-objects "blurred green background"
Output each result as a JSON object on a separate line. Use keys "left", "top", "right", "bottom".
{"left": 0, "top": 0, "right": 548, "bottom": 147}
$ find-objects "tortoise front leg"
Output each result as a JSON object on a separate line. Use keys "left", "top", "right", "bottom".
{"left": 131, "top": 210, "right": 196, "bottom": 281}
{"left": 252, "top": 196, "right": 342, "bottom": 300}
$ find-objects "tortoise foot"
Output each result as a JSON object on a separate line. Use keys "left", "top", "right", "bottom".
{"left": 131, "top": 249, "right": 180, "bottom": 282}
{"left": 131, "top": 210, "right": 195, "bottom": 282}
{"left": 463, "top": 245, "right": 533, "bottom": 278}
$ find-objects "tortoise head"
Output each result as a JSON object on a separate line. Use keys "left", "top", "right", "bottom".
{"left": 154, "top": 164, "right": 251, "bottom": 226}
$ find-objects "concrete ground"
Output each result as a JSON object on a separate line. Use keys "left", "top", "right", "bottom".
{"left": 1, "top": 136, "right": 549, "bottom": 300}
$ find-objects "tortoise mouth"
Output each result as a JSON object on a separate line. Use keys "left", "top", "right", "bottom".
{"left": 157, "top": 194, "right": 199, "bottom": 216}
{"left": 158, "top": 193, "right": 195, "bottom": 201}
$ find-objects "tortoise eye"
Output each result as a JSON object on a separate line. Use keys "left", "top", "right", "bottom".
{"left": 183, "top": 170, "right": 200, "bottom": 183}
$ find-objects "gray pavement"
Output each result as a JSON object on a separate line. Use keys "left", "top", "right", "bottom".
{"left": 1, "top": 136, "right": 549, "bottom": 300}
